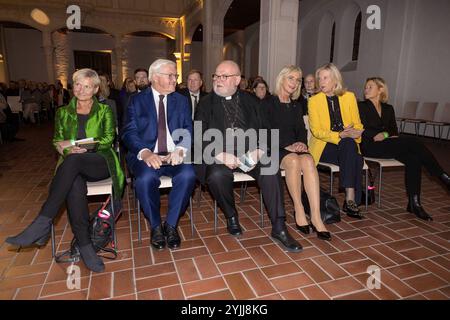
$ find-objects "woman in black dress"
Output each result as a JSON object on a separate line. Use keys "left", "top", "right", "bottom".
{"left": 358, "top": 77, "right": 450, "bottom": 220}
{"left": 263, "top": 66, "right": 331, "bottom": 241}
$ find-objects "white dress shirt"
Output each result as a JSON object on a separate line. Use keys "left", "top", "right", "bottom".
{"left": 137, "top": 87, "right": 185, "bottom": 160}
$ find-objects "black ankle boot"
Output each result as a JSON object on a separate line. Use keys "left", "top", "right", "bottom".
{"left": 439, "top": 172, "right": 450, "bottom": 190}
{"left": 6, "top": 215, "right": 52, "bottom": 247}
{"left": 78, "top": 243, "right": 105, "bottom": 273}
{"left": 407, "top": 194, "right": 433, "bottom": 221}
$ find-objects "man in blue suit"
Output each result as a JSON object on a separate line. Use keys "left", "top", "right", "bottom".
{"left": 122, "top": 59, "right": 196, "bottom": 250}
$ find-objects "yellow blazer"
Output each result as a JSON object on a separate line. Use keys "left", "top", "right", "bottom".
{"left": 308, "top": 91, "right": 363, "bottom": 164}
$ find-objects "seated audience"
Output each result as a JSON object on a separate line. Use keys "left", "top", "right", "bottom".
{"left": 262, "top": 66, "right": 331, "bottom": 240}
{"left": 308, "top": 63, "right": 365, "bottom": 219}
{"left": 251, "top": 78, "right": 270, "bottom": 101}
{"left": 6, "top": 68, "right": 125, "bottom": 273}
{"left": 358, "top": 77, "right": 450, "bottom": 220}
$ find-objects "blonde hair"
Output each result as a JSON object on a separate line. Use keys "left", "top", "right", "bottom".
{"left": 98, "top": 75, "right": 110, "bottom": 99}
{"left": 315, "top": 63, "right": 346, "bottom": 96}
{"left": 72, "top": 68, "right": 100, "bottom": 88}
{"left": 274, "top": 65, "right": 303, "bottom": 100}
{"left": 366, "top": 77, "right": 389, "bottom": 103}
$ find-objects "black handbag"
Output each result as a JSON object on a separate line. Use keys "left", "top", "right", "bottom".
{"left": 302, "top": 189, "right": 341, "bottom": 224}
{"left": 362, "top": 168, "right": 376, "bottom": 205}
{"left": 55, "top": 197, "right": 119, "bottom": 263}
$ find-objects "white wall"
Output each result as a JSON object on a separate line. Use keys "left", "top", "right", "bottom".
{"left": 4, "top": 28, "right": 47, "bottom": 82}
{"left": 297, "top": 0, "right": 450, "bottom": 136}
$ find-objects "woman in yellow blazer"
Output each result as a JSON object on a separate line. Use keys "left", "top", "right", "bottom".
{"left": 6, "top": 69, "right": 124, "bottom": 273}
{"left": 308, "top": 63, "right": 364, "bottom": 218}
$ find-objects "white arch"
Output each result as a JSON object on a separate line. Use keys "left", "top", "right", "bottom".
{"left": 316, "top": 11, "right": 335, "bottom": 68}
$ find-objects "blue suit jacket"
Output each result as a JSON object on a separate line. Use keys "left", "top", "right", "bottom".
{"left": 121, "top": 87, "right": 193, "bottom": 168}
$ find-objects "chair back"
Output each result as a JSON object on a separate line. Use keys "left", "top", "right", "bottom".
{"left": 416, "top": 102, "right": 438, "bottom": 121}
{"left": 303, "top": 115, "right": 312, "bottom": 141}
{"left": 401, "top": 101, "right": 419, "bottom": 119}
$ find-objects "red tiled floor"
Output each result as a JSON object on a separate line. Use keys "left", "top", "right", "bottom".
{"left": 0, "top": 124, "right": 449, "bottom": 300}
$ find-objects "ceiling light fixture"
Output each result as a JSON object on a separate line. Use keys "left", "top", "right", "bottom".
{"left": 30, "top": 8, "right": 50, "bottom": 26}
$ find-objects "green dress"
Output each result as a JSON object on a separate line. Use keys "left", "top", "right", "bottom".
{"left": 53, "top": 96, "right": 125, "bottom": 198}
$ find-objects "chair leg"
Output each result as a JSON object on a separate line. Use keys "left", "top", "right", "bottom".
{"left": 240, "top": 182, "right": 247, "bottom": 204}
{"left": 214, "top": 200, "right": 218, "bottom": 233}
{"left": 137, "top": 198, "right": 142, "bottom": 243}
{"left": 189, "top": 197, "right": 194, "bottom": 237}
{"left": 51, "top": 223, "right": 56, "bottom": 258}
{"left": 378, "top": 166, "right": 382, "bottom": 208}
{"left": 330, "top": 171, "right": 333, "bottom": 195}
{"left": 365, "top": 169, "right": 368, "bottom": 211}
{"left": 110, "top": 195, "right": 118, "bottom": 250}
{"left": 260, "top": 190, "right": 264, "bottom": 227}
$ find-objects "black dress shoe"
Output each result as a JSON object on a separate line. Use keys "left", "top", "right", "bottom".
{"left": 343, "top": 200, "right": 363, "bottom": 219}
{"left": 163, "top": 221, "right": 181, "bottom": 249}
{"left": 407, "top": 194, "right": 433, "bottom": 221}
{"left": 271, "top": 229, "right": 303, "bottom": 253}
{"left": 295, "top": 223, "right": 310, "bottom": 235}
{"left": 310, "top": 224, "right": 332, "bottom": 241}
{"left": 439, "top": 172, "right": 450, "bottom": 190}
{"left": 150, "top": 225, "right": 166, "bottom": 250}
{"left": 6, "top": 215, "right": 52, "bottom": 247}
{"left": 226, "top": 216, "right": 243, "bottom": 236}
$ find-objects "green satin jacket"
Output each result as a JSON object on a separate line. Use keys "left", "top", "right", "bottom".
{"left": 53, "top": 97, "right": 125, "bottom": 197}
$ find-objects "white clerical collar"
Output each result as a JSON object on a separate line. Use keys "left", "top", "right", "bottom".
{"left": 225, "top": 96, "right": 232, "bottom": 100}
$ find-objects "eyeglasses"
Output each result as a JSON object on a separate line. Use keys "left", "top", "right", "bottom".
{"left": 157, "top": 72, "right": 179, "bottom": 80}
{"left": 287, "top": 76, "right": 302, "bottom": 84}
{"left": 212, "top": 74, "right": 240, "bottom": 81}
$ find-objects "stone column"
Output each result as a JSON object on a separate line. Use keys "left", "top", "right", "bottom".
{"left": 202, "top": 0, "right": 226, "bottom": 91}
{"left": 42, "top": 30, "right": 55, "bottom": 84}
{"left": 259, "top": 0, "right": 299, "bottom": 90}
{"left": 113, "top": 35, "right": 123, "bottom": 89}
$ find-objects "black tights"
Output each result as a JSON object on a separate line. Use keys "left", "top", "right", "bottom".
{"left": 40, "top": 153, "right": 110, "bottom": 246}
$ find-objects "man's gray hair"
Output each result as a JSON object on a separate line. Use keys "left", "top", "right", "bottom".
{"left": 148, "top": 59, "right": 176, "bottom": 80}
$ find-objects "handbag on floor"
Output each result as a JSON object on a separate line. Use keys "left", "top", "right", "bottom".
{"left": 302, "top": 189, "right": 341, "bottom": 224}
{"left": 55, "top": 197, "right": 119, "bottom": 263}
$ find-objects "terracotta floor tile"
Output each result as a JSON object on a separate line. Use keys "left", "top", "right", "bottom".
{"left": 387, "top": 263, "right": 429, "bottom": 280}
{"left": 243, "top": 269, "right": 276, "bottom": 297}
{"left": 218, "top": 258, "right": 257, "bottom": 274}
{"left": 280, "top": 288, "right": 307, "bottom": 300}
{"left": 403, "top": 273, "right": 448, "bottom": 292}
{"left": 137, "top": 289, "right": 160, "bottom": 300}
{"left": 416, "top": 259, "right": 450, "bottom": 283}
{"left": 312, "top": 256, "right": 349, "bottom": 279}
{"left": 113, "top": 269, "right": 135, "bottom": 297}
{"left": 134, "top": 262, "right": 175, "bottom": 279}
{"left": 136, "top": 273, "right": 179, "bottom": 292}
{"left": 328, "top": 250, "right": 366, "bottom": 264}
{"left": 88, "top": 273, "right": 113, "bottom": 300}
{"left": 422, "top": 290, "right": 449, "bottom": 300}
{"left": 352, "top": 273, "right": 400, "bottom": 300}
{"left": 175, "top": 258, "right": 201, "bottom": 283}
{"left": 319, "top": 277, "right": 365, "bottom": 298}
{"left": 193, "top": 255, "right": 221, "bottom": 279}
{"left": 261, "top": 262, "right": 302, "bottom": 279}
{"left": 161, "top": 284, "right": 185, "bottom": 300}
{"left": 224, "top": 273, "right": 256, "bottom": 299}
{"left": 40, "top": 277, "right": 90, "bottom": 298}
{"left": 335, "top": 290, "right": 379, "bottom": 300}
{"left": 183, "top": 277, "right": 227, "bottom": 297}
{"left": 212, "top": 249, "right": 249, "bottom": 264}
{"left": 295, "top": 259, "right": 332, "bottom": 283}
{"left": 246, "top": 247, "right": 275, "bottom": 267}
{"left": 271, "top": 272, "right": 314, "bottom": 291}
{"left": 340, "top": 259, "right": 378, "bottom": 275}
{"left": 190, "top": 289, "right": 234, "bottom": 300}
{"left": 13, "top": 285, "right": 42, "bottom": 300}
{"left": 371, "top": 244, "right": 411, "bottom": 264}
{"left": 300, "top": 285, "right": 330, "bottom": 300}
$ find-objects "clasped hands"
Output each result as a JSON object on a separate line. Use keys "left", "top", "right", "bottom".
{"left": 339, "top": 124, "right": 364, "bottom": 139}
{"left": 285, "top": 142, "right": 308, "bottom": 153}
{"left": 56, "top": 140, "right": 86, "bottom": 155}
{"left": 215, "top": 149, "right": 264, "bottom": 170}
{"left": 141, "top": 149, "right": 184, "bottom": 169}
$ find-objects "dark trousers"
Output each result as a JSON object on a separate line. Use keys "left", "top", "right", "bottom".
{"left": 131, "top": 162, "right": 196, "bottom": 228}
{"left": 40, "top": 153, "right": 110, "bottom": 246}
{"left": 205, "top": 163, "right": 287, "bottom": 232}
{"left": 362, "top": 136, "right": 444, "bottom": 196}
{"left": 320, "top": 138, "right": 364, "bottom": 204}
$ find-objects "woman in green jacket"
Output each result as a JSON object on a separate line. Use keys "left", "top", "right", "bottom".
{"left": 6, "top": 68, "right": 124, "bottom": 273}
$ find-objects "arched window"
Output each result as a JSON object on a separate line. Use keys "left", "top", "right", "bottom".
{"left": 330, "top": 22, "right": 335, "bottom": 62}
{"left": 352, "top": 11, "right": 362, "bottom": 61}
